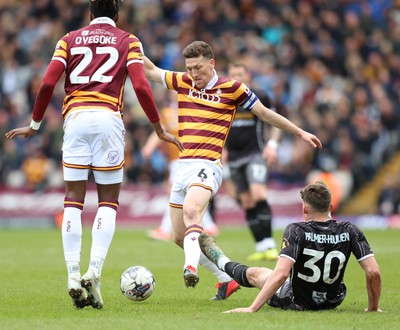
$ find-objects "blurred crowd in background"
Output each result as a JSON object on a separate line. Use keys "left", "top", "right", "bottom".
{"left": 1, "top": 0, "right": 400, "bottom": 213}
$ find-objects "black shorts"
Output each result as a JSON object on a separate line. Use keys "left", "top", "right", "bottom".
{"left": 267, "top": 281, "right": 347, "bottom": 311}
{"left": 267, "top": 280, "right": 303, "bottom": 311}
{"left": 229, "top": 153, "right": 267, "bottom": 194}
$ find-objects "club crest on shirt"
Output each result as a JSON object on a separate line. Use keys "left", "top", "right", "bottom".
{"left": 105, "top": 151, "right": 119, "bottom": 164}
{"left": 312, "top": 291, "right": 327, "bottom": 305}
{"left": 281, "top": 238, "right": 289, "bottom": 250}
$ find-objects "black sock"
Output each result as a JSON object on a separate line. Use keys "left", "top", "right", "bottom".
{"left": 245, "top": 200, "right": 272, "bottom": 242}
{"left": 256, "top": 200, "right": 272, "bottom": 237}
{"left": 208, "top": 198, "right": 216, "bottom": 222}
{"left": 224, "top": 262, "right": 252, "bottom": 287}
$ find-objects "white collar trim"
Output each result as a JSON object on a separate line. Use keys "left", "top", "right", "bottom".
{"left": 204, "top": 69, "right": 218, "bottom": 89}
{"left": 90, "top": 17, "right": 116, "bottom": 27}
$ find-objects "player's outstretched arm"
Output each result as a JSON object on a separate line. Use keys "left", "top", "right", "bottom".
{"left": 251, "top": 101, "right": 322, "bottom": 150}
{"left": 143, "top": 56, "right": 165, "bottom": 84}
{"left": 359, "top": 256, "right": 382, "bottom": 312}
{"left": 5, "top": 126, "right": 38, "bottom": 139}
{"left": 151, "top": 121, "right": 183, "bottom": 152}
{"left": 224, "top": 257, "right": 293, "bottom": 313}
{"left": 128, "top": 64, "right": 183, "bottom": 153}
{"left": 263, "top": 127, "right": 281, "bottom": 167}
{"left": 5, "top": 60, "right": 65, "bottom": 139}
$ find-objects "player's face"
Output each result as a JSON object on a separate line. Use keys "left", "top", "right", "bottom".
{"left": 185, "top": 56, "right": 215, "bottom": 89}
{"left": 228, "top": 66, "right": 250, "bottom": 85}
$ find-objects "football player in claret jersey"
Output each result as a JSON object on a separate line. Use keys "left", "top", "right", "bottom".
{"left": 143, "top": 40, "right": 322, "bottom": 299}
{"left": 141, "top": 92, "right": 219, "bottom": 243}
{"left": 6, "top": 0, "right": 182, "bottom": 309}
{"left": 199, "top": 181, "right": 382, "bottom": 312}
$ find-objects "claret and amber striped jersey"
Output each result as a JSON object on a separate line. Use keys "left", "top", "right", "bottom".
{"left": 51, "top": 17, "right": 144, "bottom": 119}
{"left": 163, "top": 70, "right": 259, "bottom": 161}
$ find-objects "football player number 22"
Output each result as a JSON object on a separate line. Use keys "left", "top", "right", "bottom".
{"left": 298, "top": 248, "right": 346, "bottom": 284}
{"left": 70, "top": 46, "right": 118, "bottom": 84}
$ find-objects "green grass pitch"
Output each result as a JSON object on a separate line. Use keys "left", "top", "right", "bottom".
{"left": 0, "top": 227, "right": 398, "bottom": 330}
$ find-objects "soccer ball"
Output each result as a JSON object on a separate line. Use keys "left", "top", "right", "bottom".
{"left": 120, "top": 266, "right": 156, "bottom": 301}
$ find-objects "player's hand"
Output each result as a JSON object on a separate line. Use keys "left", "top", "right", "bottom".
{"left": 300, "top": 131, "right": 322, "bottom": 149}
{"left": 263, "top": 145, "right": 278, "bottom": 167}
{"left": 5, "top": 126, "right": 38, "bottom": 139}
{"left": 158, "top": 131, "right": 184, "bottom": 152}
{"left": 223, "top": 307, "right": 256, "bottom": 313}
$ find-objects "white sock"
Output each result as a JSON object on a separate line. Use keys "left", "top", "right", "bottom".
{"left": 159, "top": 204, "right": 172, "bottom": 233}
{"left": 89, "top": 206, "right": 116, "bottom": 275}
{"left": 200, "top": 252, "right": 231, "bottom": 282}
{"left": 183, "top": 225, "right": 203, "bottom": 270}
{"left": 256, "top": 237, "right": 276, "bottom": 252}
{"left": 62, "top": 207, "right": 82, "bottom": 276}
{"left": 217, "top": 256, "right": 231, "bottom": 271}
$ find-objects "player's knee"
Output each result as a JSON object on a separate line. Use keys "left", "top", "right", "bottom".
{"left": 246, "top": 267, "right": 267, "bottom": 287}
{"left": 250, "top": 186, "right": 267, "bottom": 202}
{"left": 239, "top": 193, "right": 253, "bottom": 209}
{"left": 183, "top": 205, "right": 201, "bottom": 223}
{"left": 245, "top": 267, "right": 260, "bottom": 282}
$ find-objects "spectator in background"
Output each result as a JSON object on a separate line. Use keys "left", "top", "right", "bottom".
{"left": 377, "top": 173, "right": 400, "bottom": 216}
{"left": 0, "top": 0, "right": 399, "bottom": 202}
{"left": 21, "top": 143, "right": 53, "bottom": 191}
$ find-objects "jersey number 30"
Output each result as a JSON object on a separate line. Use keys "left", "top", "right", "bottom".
{"left": 298, "top": 248, "right": 346, "bottom": 284}
{"left": 70, "top": 46, "right": 118, "bottom": 84}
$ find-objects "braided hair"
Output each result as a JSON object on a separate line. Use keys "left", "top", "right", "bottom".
{"left": 89, "top": 0, "right": 122, "bottom": 19}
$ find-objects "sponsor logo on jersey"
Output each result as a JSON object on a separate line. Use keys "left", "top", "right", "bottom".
{"left": 89, "top": 29, "right": 115, "bottom": 37}
{"left": 312, "top": 291, "right": 327, "bottom": 305}
{"left": 188, "top": 89, "right": 221, "bottom": 103}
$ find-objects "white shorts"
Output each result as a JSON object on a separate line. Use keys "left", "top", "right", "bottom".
{"left": 169, "top": 159, "right": 223, "bottom": 207}
{"left": 168, "top": 159, "right": 179, "bottom": 185}
{"left": 62, "top": 110, "right": 125, "bottom": 184}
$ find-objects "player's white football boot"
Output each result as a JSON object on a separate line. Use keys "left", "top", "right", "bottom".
{"left": 183, "top": 265, "right": 199, "bottom": 288}
{"left": 81, "top": 269, "right": 103, "bottom": 309}
{"left": 68, "top": 275, "right": 89, "bottom": 309}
